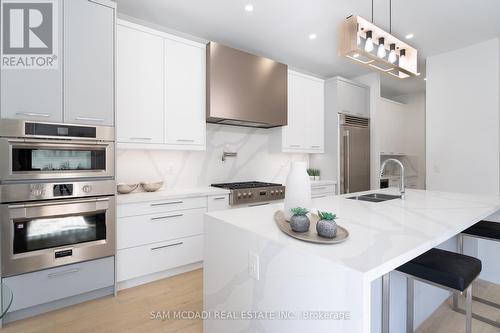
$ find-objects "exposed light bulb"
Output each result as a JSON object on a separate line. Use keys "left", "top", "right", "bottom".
{"left": 244, "top": 4, "right": 254, "bottom": 12}
{"left": 388, "top": 44, "right": 397, "bottom": 63}
{"left": 377, "top": 37, "right": 386, "bottom": 58}
{"left": 364, "top": 31, "right": 373, "bottom": 52}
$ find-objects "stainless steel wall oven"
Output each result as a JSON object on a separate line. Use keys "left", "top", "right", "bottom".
{"left": 0, "top": 120, "right": 116, "bottom": 277}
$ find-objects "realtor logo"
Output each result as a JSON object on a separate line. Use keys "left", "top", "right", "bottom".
{"left": 1, "top": 0, "right": 58, "bottom": 69}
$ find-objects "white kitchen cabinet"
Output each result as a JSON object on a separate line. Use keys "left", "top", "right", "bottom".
{"left": 0, "top": 0, "right": 115, "bottom": 125}
{"left": 116, "top": 191, "right": 231, "bottom": 289}
{"left": 116, "top": 24, "right": 164, "bottom": 144}
{"left": 116, "top": 20, "right": 206, "bottom": 150}
{"left": 207, "top": 194, "right": 230, "bottom": 212}
{"left": 311, "top": 182, "right": 337, "bottom": 198}
{"left": 0, "top": 0, "right": 63, "bottom": 122}
{"left": 64, "top": 0, "right": 115, "bottom": 126}
{"left": 282, "top": 71, "right": 324, "bottom": 153}
{"left": 309, "top": 76, "right": 369, "bottom": 181}
{"left": 337, "top": 79, "right": 369, "bottom": 117}
{"left": 378, "top": 98, "right": 406, "bottom": 155}
{"left": 164, "top": 38, "right": 206, "bottom": 148}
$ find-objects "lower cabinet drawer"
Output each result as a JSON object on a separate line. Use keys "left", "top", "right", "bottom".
{"left": 117, "top": 196, "right": 206, "bottom": 218}
{"left": 117, "top": 208, "right": 205, "bottom": 250}
{"left": 311, "top": 184, "right": 336, "bottom": 197}
{"left": 116, "top": 235, "right": 203, "bottom": 282}
{"left": 3, "top": 256, "right": 114, "bottom": 312}
{"left": 207, "top": 194, "right": 229, "bottom": 212}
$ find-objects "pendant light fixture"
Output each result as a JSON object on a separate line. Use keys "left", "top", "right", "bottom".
{"left": 338, "top": 0, "right": 418, "bottom": 78}
{"left": 377, "top": 37, "right": 386, "bottom": 58}
{"left": 364, "top": 31, "right": 374, "bottom": 52}
{"left": 388, "top": 43, "right": 397, "bottom": 63}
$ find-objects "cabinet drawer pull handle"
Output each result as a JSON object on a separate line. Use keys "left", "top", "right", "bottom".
{"left": 151, "top": 201, "right": 183, "bottom": 206}
{"left": 313, "top": 186, "right": 328, "bottom": 190}
{"left": 48, "top": 268, "right": 80, "bottom": 278}
{"left": 176, "top": 139, "right": 195, "bottom": 142}
{"left": 310, "top": 145, "right": 321, "bottom": 148}
{"left": 16, "top": 112, "right": 50, "bottom": 118}
{"left": 151, "top": 242, "right": 183, "bottom": 251}
{"left": 76, "top": 116, "right": 105, "bottom": 122}
{"left": 150, "top": 214, "right": 183, "bottom": 221}
{"left": 290, "top": 145, "right": 301, "bottom": 148}
{"left": 129, "top": 137, "right": 152, "bottom": 141}
{"left": 212, "top": 196, "right": 226, "bottom": 200}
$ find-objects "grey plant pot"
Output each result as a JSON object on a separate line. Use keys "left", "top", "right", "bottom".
{"left": 290, "top": 215, "right": 310, "bottom": 233}
{"left": 316, "top": 219, "right": 337, "bottom": 238}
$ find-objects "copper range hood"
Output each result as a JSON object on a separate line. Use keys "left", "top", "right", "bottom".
{"left": 206, "top": 42, "right": 288, "bottom": 128}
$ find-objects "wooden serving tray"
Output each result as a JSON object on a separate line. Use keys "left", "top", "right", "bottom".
{"left": 274, "top": 210, "right": 349, "bottom": 244}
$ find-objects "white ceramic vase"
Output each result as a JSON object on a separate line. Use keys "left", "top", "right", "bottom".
{"left": 284, "top": 162, "right": 311, "bottom": 220}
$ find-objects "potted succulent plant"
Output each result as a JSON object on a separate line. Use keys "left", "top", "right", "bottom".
{"left": 316, "top": 211, "right": 337, "bottom": 238}
{"left": 307, "top": 168, "right": 315, "bottom": 181}
{"left": 289, "top": 207, "right": 310, "bottom": 233}
{"left": 314, "top": 169, "right": 321, "bottom": 181}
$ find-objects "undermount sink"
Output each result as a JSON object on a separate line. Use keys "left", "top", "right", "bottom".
{"left": 347, "top": 193, "right": 402, "bottom": 203}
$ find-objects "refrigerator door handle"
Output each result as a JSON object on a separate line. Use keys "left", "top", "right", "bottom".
{"left": 344, "top": 130, "right": 350, "bottom": 193}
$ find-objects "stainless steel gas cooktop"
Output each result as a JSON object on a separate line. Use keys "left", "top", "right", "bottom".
{"left": 211, "top": 181, "right": 285, "bottom": 206}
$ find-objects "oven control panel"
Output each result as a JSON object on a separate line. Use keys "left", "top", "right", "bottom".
{"left": 53, "top": 184, "right": 74, "bottom": 197}
{"left": 0, "top": 180, "right": 115, "bottom": 204}
{"left": 230, "top": 186, "right": 285, "bottom": 205}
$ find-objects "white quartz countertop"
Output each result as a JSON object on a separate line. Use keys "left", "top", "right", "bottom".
{"left": 206, "top": 188, "right": 500, "bottom": 282}
{"left": 116, "top": 186, "right": 230, "bottom": 204}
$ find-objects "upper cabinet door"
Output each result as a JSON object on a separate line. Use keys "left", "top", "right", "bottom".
{"left": 116, "top": 24, "right": 164, "bottom": 144}
{"left": 0, "top": 0, "right": 63, "bottom": 122}
{"left": 282, "top": 71, "right": 324, "bottom": 153}
{"left": 282, "top": 71, "right": 306, "bottom": 150}
{"left": 164, "top": 38, "right": 206, "bottom": 147}
{"left": 337, "top": 80, "right": 368, "bottom": 117}
{"left": 63, "top": 0, "right": 115, "bottom": 126}
{"left": 304, "top": 78, "right": 324, "bottom": 151}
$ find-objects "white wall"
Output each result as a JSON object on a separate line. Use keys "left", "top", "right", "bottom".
{"left": 426, "top": 38, "right": 500, "bottom": 195}
{"left": 117, "top": 124, "right": 308, "bottom": 189}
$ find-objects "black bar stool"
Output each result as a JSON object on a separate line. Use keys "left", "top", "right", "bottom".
{"left": 454, "top": 220, "right": 500, "bottom": 329}
{"left": 384, "top": 248, "right": 481, "bottom": 333}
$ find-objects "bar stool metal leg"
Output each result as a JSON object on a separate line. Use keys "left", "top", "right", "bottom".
{"left": 465, "top": 284, "right": 472, "bottom": 333}
{"left": 406, "top": 277, "right": 414, "bottom": 333}
{"left": 454, "top": 234, "right": 500, "bottom": 329}
{"left": 382, "top": 273, "right": 390, "bottom": 333}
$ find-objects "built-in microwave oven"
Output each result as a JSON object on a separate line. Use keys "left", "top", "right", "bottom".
{"left": 0, "top": 120, "right": 114, "bottom": 181}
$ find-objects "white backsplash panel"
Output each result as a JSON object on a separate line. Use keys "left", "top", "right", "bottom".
{"left": 117, "top": 124, "right": 308, "bottom": 189}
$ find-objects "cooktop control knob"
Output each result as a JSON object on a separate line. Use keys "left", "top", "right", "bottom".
{"left": 82, "top": 185, "right": 92, "bottom": 193}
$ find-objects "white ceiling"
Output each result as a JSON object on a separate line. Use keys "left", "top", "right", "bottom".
{"left": 116, "top": 0, "right": 500, "bottom": 97}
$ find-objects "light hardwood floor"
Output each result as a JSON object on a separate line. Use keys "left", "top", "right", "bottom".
{"left": 2, "top": 269, "right": 499, "bottom": 332}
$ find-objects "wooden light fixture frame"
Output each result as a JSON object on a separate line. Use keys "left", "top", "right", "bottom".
{"left": 339, "top": 15, "right": 418, "bottom": 79}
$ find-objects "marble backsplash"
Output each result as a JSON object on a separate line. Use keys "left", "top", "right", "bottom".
{"left": 117, "top": 124, "right": 308, "bottom": 189}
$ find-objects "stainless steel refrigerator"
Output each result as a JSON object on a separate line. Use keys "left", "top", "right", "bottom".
{"left": 339, "top": 114, "right": 371, "bottom": 194}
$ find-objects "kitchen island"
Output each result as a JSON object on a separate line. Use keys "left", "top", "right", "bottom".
{"left": 203, "top": 188, "right": 500, "bottom": 333}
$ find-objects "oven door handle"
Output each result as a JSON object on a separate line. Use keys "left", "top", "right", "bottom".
{"left": 8, "top": 197, "right": 110, "bottom": 209}
{"left": 7, "top": 138, "right": 111, "bottom": 147}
